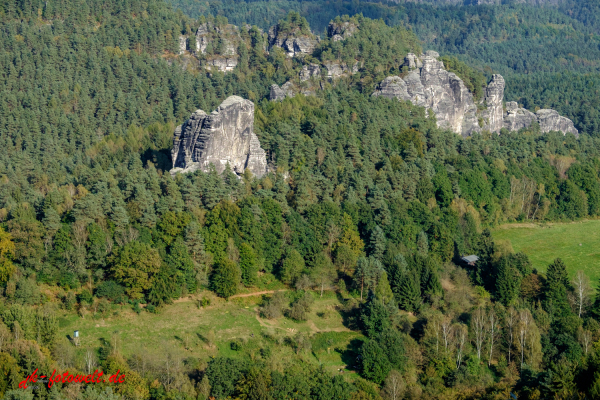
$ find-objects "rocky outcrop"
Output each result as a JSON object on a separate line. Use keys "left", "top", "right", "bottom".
{"left": 481, "top": 74, "right": 505, "bottom": 133}
{"left": 325, "top": 61, "right": 359, "bottom": 80}
{"left": 536, "top": 109, "right": 578, "bottom": 135}
{"left": 300, "top": 64, "right": 321, "bottom": 81}
{"left": 207, "top": 58, "right": 238, "bottom": 72}
{"left": 195, "top": 22, "right": 241, "bottom": 73}
{"left": 372, "top": 76, "right": 412, "bottom": 101}
{"left": 269, "top": 82, "right": 296, "bottom": 101}
{"left": 268, "top": 24, "right": 318, "bottom": 57}
{"left": 504, "top": 102, "right": 537, "bottom": 131}
{"left": 179, "top": 36, "right": 188, "bottom": 55}
{"left": 374, "top": 51, "right": 578, "bottom": 137}
{"left": 327, "top": 20, "right": 358, "bottom": 42}
{"left": 171, "top": 96, "right": 268, "bottom": 178}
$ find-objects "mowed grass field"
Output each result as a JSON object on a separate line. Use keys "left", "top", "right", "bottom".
{"left": 493, "top": 219, "right": 600, "bottom": 281}
{"left": 56, "top": 290, "right": 364, "bottom": 376}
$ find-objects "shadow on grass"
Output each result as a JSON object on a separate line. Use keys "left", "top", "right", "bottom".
{"left": 340, "top": 338, "right": 365, "bottom": 371}
{"left": 335, "top": 291, "right": 360, "bottom": 331}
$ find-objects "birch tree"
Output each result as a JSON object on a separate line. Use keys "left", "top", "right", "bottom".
{"left": 382, "top": 370, "right": 405, "bottom": 400}
{"left": 471, "top": 307, "right": 486, "bottom": 361}
{"left": 505, "top": 307, "right": 517, "bottom": 364}
{"left": 518, "top": 309, "right": 532, "bottom": 369}
{"left": 454, "top": 324, "right": 468, "bottom": 369}
{"left": 487, "top": 306, "right": 499, "bottom": 366}
{"left": 572, "top": 270, "right": 591, "bottom": 318}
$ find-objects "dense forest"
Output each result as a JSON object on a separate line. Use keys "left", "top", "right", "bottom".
{"left": 166, "top": 0, "right": 600, "bottom": 136}
{"left": 2, "top": 0, "right": 600, "bottom": 399}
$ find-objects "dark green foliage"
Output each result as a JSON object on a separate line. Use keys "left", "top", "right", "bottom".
{"left": 206, "top": 357, "right": 247, "bottom": 399}
{"left": 95, "top": 281, "right": 126, "bottom": 303}
{"left": 360, "top": 295, "right": 390, "bottom": 338}
{"left": 494, "top": 256, "right": 522, "bottom": 306}
{"left": 360, "top": 339, "right": 391, "bottom": 384}
{"left": 545, "top": 258, "right": 571, "bottom": 317}
{"left": 77, "top": 290, "right": 94, "bottom": 305}
{"left": 288, "top": 291, "right": 314, "bottom": 321}
{"left": 210, "top": 258, "right": 241, "bottom": 299}
{"left": 239, "top": 243, "right": 258, "bottom": 286}
{"left": 395, "top": 269, "right": 421, "bottom": 312}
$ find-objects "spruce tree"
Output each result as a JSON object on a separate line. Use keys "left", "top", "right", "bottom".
{"left": 396, "top": 269, "right": 421, "bottom": 312}
{"left": 239, "top": 243, "right": 258, "bottom": 286}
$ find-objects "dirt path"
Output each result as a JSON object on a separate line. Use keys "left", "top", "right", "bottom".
{"left": 230, "top": 289, "right": 287, "bottom": 299}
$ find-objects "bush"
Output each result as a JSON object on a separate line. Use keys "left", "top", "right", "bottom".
{"left": 230, "top": 339, "right": 243, "bottom": 351}
{"left": 63, "top": 292, "right": 76, "bottom": 310}
{"left": 10, "top": 278, "right": 42, "bottom": 305}
{"left": 95, "top": 280, "right": 126, "bottom": 304}
{"left": 132, "top": 301, "right": 142, "bottom": 314}
{"left": 260, "top": 291, "right": 287, "bottom": 319}
{"left": 77, "top": 289, "right": 94, "bottom": 305}
{"left": 146, "top": 304, "right": 157, "bottom": 313}
{"left": 288, "top": 291, "right": 314, "bottom": 321}
{"left": 198, "top": 297, "right": 211, "bottom": 308}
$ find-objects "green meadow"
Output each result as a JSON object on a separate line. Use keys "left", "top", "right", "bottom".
{"left": 493, "top": 219, "right": 600, "bottom": 282}
{"left": 56, "top": 290, "right": 365, "bottom": 376}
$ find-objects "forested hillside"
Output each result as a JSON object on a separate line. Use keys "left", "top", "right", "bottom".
{"left": 166, "top": 0, "right": 600, "bottom": 136}
{"left": 2, "top": 0, "right": 600, "bottom": 399}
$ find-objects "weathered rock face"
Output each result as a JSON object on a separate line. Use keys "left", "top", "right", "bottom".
{"left": 195, "top": 23, "right": 241, "bottom": 73}
{"left": 208, "top": 58, "right": 238, "bottom": 72}
{"left": 267, "top": 25, "right": 318, "bottom": 57}
{"left": 375, "top": 51, "right": 479, "bottom": 136}
{"left": 179, "top": 36, "right": 188, "bottom": 55}
{"left": 171, "top": 96, "right": 268, "bottom": 178}
{"left": 372, "top": 76, "right": 412, "bottom": 101}
{"left": 269, "top": 82, "right": 296, "bottom": 101}
{"left": 327, "top": 21, "right": 358, "bottom": 42}
{"left": 536, "top": 109, "right": 578, "bottom": 135}
{"left": 374, "top": 51, "right": 579, "bottom": 137}
{"left": 481, "top": 74, "right": 505, "bottom": 133}
{"left": 504, "top": 101, "right": 537, "bottom": 131}
{"left": 325, "top": 61, "right": 359, "bottom": 80}
{"left": 300, "top": 64, "right": 321, "bottom": 81}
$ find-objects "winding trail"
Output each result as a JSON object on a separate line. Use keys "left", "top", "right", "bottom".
{"left": 230, "top": 289, "right": 287, "bottom": 299}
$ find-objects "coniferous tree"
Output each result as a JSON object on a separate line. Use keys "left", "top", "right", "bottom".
{"left": 211, "top": 258, "right": 241, "bottom": 299}
{"left": 239, "top": 243, "right": 258, "bottom": 287}
{"left": 396, "top": 269, "right": 421, "bottom": 312}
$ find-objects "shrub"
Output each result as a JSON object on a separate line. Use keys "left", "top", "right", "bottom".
{"left": 77, "top": 289, "right": 94, "bottom": 305}
{"left": 63, "top": 292, "right": 76, "bottom": 310}
{"left": 288, "top": 292, "right": 314, "bottom": 321}
{"left": 260, "top": 291, "right": 287, "bottom": 319}
{"left": 95, "top": 280, "right": 126, "bottom": 303}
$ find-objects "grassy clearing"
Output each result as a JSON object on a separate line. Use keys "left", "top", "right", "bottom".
{"left": 57, "top": 290, "right": 364, "bottom": 376}
{"left": 493, "top": 219, "right": 600, "bottom": 281}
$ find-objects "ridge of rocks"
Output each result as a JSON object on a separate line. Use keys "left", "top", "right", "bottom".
{"left": 372, "top": 52, "right": 578, "bottom": 137}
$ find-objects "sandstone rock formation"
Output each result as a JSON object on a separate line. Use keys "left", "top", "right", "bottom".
{"left": 535, "top": 109, "right": 578, "bottom": 135}
{"left": 195, "top": 22, "right": 241, "bottom": 73}
{"left": 327, "top": 20, "right": 358, "bottom": 42}
{"left": 178, "top": 36, "right": 188, "bottom": 55}
{"left": 300, "top": 64, "right": 321, "bottom": 81}
{"left": 171, "top": 96, "right": 268, "bottom": 178}
{"left": 481, "top": 74, "right": 505, "bottom": 133}
{"left": 267, "top": 24, "right": 318, "bottom": 57}
{"left": 269, "top": 82, "right": 296, "bottom": 101}
{"left": 325, "top": 61, "right": 359, "bottom": 80}
{"left": 373, "top": 51, "right": 578, "bottom": 137}
{"left": 374, "top": 51, "right": 479, "bottom": 135}
{"left": 503, "top": 102, "right": 537, "bottom": 131}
